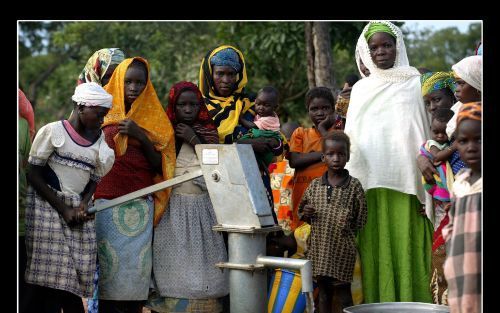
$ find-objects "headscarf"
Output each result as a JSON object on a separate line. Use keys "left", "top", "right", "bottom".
{"left": 77, "top": 48, "right": 125, "bottom": 85}
{"left": 103, "top": 57, "right": 176, "bottom": 226}
{"left": 457, "top": 101, "right": 481, "bottom": 126}
{"left": 452, "top": 55, "right": 482, "bottom": 92}
{"left": 210, "top": 48, "right": 242, "bottom": 72}
{"left": 71, "top": 82, "right": 113, "bottom": 108}
{"left": 355, "top": 44, "right": 365, "bottom": 78}
{"left": 355, "top": 21, "right": 420, "bottom": 82}
{"left": 199, "top": 45, "right": 255, "bottom": 143}
{"left": 364, "top": 22, "right": 396, "bottom": 41}
{"left": 445, "top": 56, "right": 482, "bottom": 139}
{"left": 18, "top": 89, "right": 35, "bottom": 141}
{"left": 345, "top": 20, "right": 429, "bottom": 203}
{"left": 421, "top": 71, "right": 456, "bottom": 96}
{"left": 166, "top": 81, "right": 219, "bottom": 144}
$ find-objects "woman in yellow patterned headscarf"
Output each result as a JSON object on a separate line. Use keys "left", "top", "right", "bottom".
{"left": 199, "top": 45, "right": 255, "bottom": 143}
{"left": 199, "top": 45, "right": 283, "bottom": 223}
{"left": 93, "top": 57, "right": 175, "bottom": 311}
{"left": 420, "top": 71, "right": 456, "bottom": 115}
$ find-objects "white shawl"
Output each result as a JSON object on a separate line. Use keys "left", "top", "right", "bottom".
{"left": 345, "top": 21, "right": 430, "bottom": 203}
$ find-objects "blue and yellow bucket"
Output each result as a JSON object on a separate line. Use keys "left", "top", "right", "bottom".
{"left": 268, "top": 269, "right": 307, "bottom": 313}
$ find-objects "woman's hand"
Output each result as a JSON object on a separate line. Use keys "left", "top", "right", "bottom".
{"left": 175, "top": 123, "right": 197, "bottom": 144}
{"left": 432, "top": 160, "right": 442, "bottom": 167}
{"left": 339, "top": 83, "right": 353, "bottom": 100}
{"left": 417, "top": 154, "right": 437, "bottom": 184}
{"left": 118, "top": 119, "right": 146, "bottom": 141}
{"left": 61, "top": 206, "right": 84, "bottom": 226}
{"left": 119, "top": 118, "right": 162, "bottom": 172}
{"left": 317, "top": 113, "right": 336, "bottom": 136}
{"left": 78, "top": 202, "right": 94, "bottom": 221}
{"left": 419, "top": 205, "right": 427, "bottom": 217}
{"left": 301, "top": 204, "right": 316, "bottom": 219}
{"left": 239, "top": 116, "right": 256, "bottom": 129}
{"left": 444, "top": 202, "right": 451, "bottom": 212}
{"left": 250, "top": 138, "right": 272, "bottom": 154}
{"left": 238, "top": 137, "right": 277, "bottom": 154}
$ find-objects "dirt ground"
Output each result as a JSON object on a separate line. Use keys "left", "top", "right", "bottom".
{"left": 82, "top": 298, "right": 152, "bottom": 313}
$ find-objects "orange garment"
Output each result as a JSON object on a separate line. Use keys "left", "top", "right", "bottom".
{"left": 289, "top": 127, "right": 328, "bottom": 230}
{"left": 270, "top": 159, "right": 295, "bottom": 234}
{"left": 103, "top": 57, "right": 176, "bottom": 226}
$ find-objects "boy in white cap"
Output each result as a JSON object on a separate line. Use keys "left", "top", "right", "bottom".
{"left": 24, "top": 82, "right": 115, "bottom": 313}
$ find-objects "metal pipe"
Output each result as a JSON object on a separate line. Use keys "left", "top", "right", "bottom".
{"left": 227, "top": 232, "right": 267, "bottom": 313}
{"left": 256, "top": 255, "right": 315, "bottom": 313}
{"left": 256, "top": 255, "right": 313, "bottom": 293}
{"left": 87, "top": 169, "right": 203, "bottom": 213}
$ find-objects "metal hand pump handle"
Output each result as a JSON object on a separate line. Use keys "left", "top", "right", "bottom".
{"left": 87, "top": 169, "right": 203, "bottom": 214}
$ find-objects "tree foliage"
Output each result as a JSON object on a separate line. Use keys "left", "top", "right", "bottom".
{"left": 404, "top": 23, "right": 481, "bottom": 71}
{"left": 18, "top": 21, "right": 480, "bottom": 130}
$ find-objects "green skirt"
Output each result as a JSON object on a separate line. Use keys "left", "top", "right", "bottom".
{"left": 359, "top": 188, "right": 433, "bottom": 303}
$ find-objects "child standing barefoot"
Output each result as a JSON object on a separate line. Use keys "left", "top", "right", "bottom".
{"left": 443, "top": 102, "right": 482, "bottom": 313}
{"left": 298, "top": 131, "right": 367, "bottom": 312}
{"left": 25, "top": 82, "right": 114, "bottom": 313}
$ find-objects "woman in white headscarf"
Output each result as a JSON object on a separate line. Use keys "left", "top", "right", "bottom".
{"left": 344, "top": 21, "right": 433, "bottom": 303}
{"left": 446, "top": 55, "right": 482, "bottom": 138}
{"left": 25, "top": 83, "right": 115, "bottom": 313}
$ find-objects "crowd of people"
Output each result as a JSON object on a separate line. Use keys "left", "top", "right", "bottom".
{"left": 19, "top": 21, "right": 482, "bottom": 313}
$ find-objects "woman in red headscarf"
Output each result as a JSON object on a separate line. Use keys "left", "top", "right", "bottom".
{"left": 147, "top": 82, "right": 228, "bottom": 313}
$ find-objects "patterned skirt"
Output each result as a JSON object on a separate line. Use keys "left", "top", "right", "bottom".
{"left": 430, "top": 201, "right": 450, "bottom": 305}
{"left": 94, "top": 197, "right": 153, "bottom": 300}
{"left": 152, "top": 193, "right": 228, "bottom": 299}
{"left": 24, "top": 186, "right": 97, "bottom": 298}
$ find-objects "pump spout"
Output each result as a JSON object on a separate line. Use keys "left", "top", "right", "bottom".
{"left": 256, "top": 255, "right": 315, "bottom": 312}
{"left": 256, "top": 255, "right": 312, "bottom": 292}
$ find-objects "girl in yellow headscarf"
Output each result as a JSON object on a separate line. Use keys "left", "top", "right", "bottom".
{"left": 93, "top": 57, "right": 175, "bottom": 312}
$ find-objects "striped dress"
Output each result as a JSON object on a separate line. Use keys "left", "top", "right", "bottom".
{"left": 443, "top": 169, "right": 481, "bottom": 313}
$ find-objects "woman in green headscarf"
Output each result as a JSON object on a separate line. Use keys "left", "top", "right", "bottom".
{"left": 344, "top": 21, "right": 433, "bottom": 303}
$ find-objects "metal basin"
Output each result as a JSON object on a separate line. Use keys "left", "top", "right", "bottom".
{"left": 343, "top": 302, "right": 449, "bottom": 313}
